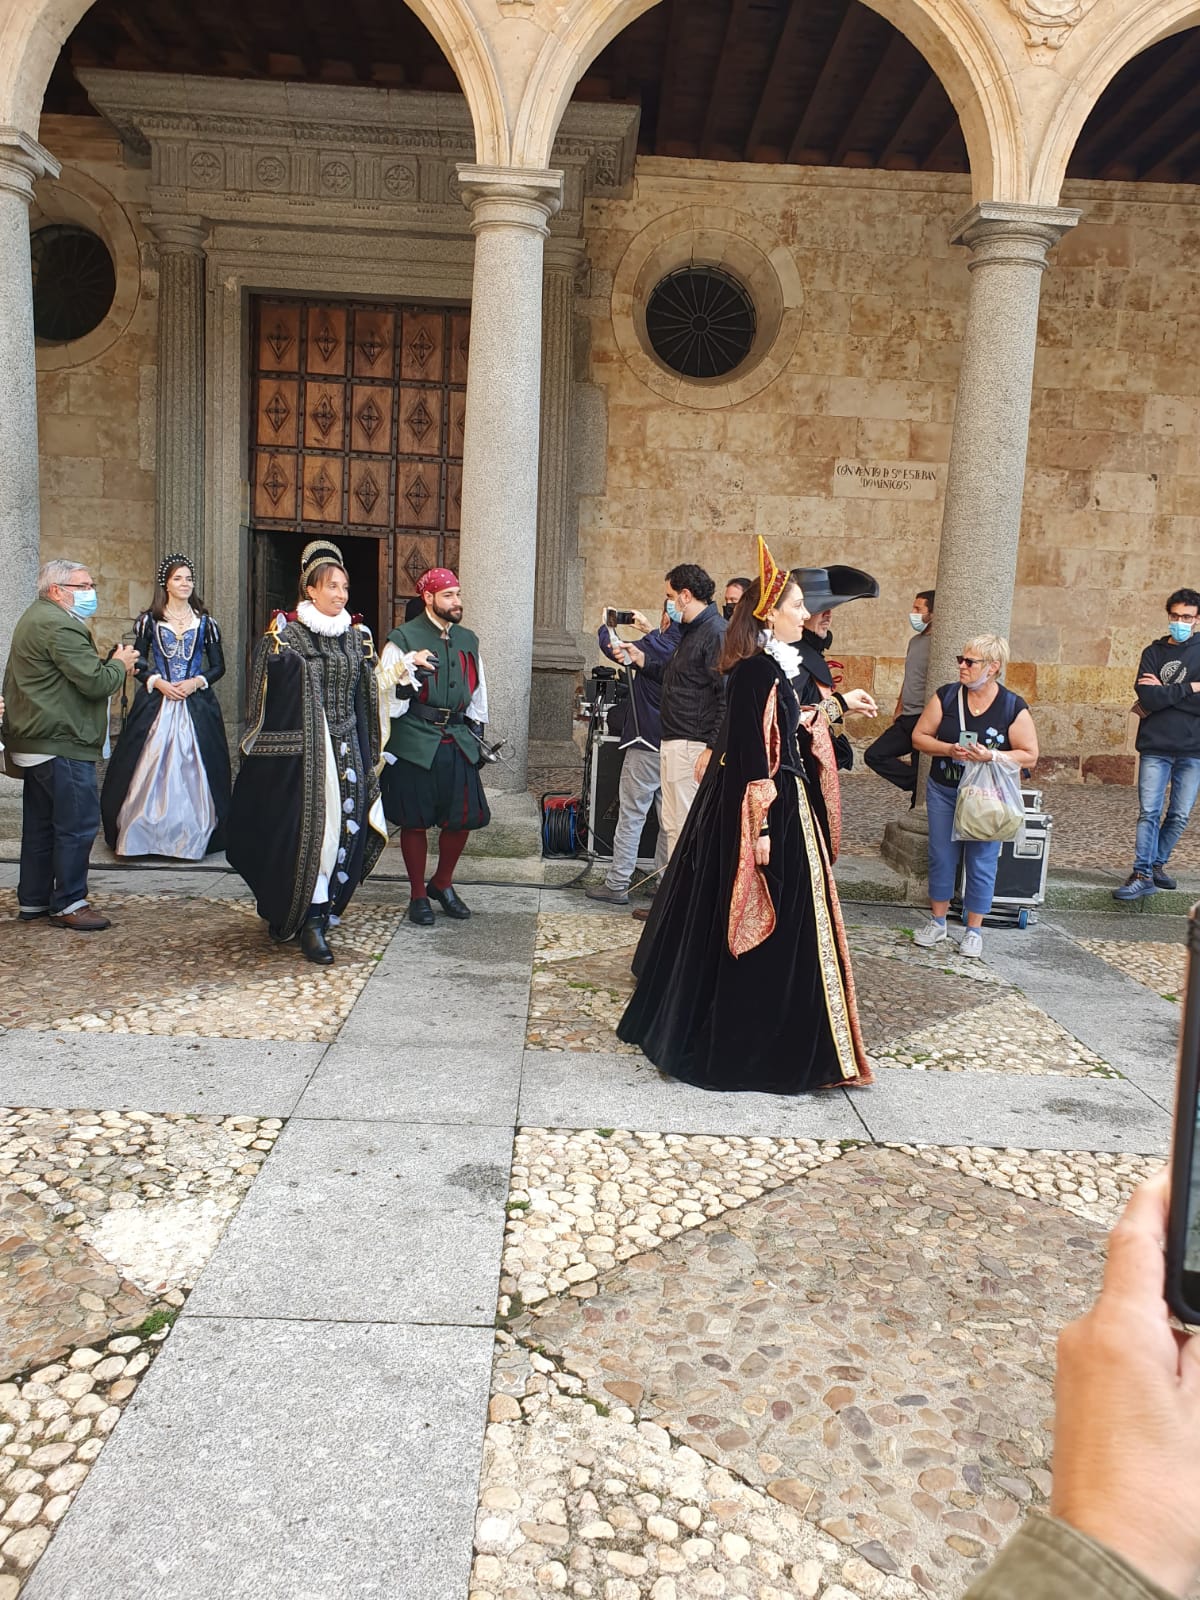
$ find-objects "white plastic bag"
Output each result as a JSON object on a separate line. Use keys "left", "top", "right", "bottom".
{"left": 952, "top": 753, "right": 1025, "bottom": 842}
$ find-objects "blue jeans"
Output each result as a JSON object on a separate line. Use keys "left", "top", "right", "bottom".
{"left": 606, "top": 744, "right": 667, "bottom": 890}
{"left": 1134, "top": 753, "right": 1200, "bottom": 874}
{"left": 18, "top": 757, "right": 100, "bottom": 916}
{"left": 926, "top": 777, "right": 1003, "bottom": 917}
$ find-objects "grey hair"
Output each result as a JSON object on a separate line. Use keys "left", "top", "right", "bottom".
{"left": 38, "top": 559, "right": 89, "bottom": 599}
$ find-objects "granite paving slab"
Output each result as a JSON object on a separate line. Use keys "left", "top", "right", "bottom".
{"left": 508, "top": 1146, "right": 1103, "bottom": 1594}
{"left": 20, "top": 1318, "right": 494, "bottom": 1600}
{"left": 295, "top": 1038, "right": 523, "bottom": 1124}
{"left": 0, "top": 1033, "right": 321, "bottom": 1117}
{"left": 184, "top": 1118, "right": 512, "bottom": 1325}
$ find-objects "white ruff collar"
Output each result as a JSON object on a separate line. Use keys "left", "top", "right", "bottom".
{"left": 761, "top": 633, "right": 802, "bottom": 679}
{"left": 297, "top": 601, "right": 351, "bottom": 636}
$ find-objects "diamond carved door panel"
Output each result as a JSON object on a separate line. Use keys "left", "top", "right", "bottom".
{"left": 250, "top": 296, "right": 470, "bottom": 636}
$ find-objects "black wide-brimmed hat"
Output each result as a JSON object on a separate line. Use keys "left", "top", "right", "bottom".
{"left": 791, "top": 565, "right": 879, "bottom": 612}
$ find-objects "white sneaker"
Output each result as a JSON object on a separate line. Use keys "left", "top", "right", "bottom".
{"left": 959, "top": 929, "right": 984, "bottom": 960}
{"left": 913, "top": 919, "right": 948, "bottom": 947}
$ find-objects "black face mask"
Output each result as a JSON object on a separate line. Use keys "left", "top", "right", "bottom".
{"left": 722, "top": 603, "right": 736, "bottom": 620}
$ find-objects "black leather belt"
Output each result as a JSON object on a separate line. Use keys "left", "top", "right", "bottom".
{"left": 409, "top": 701, "right": 465, "bottom": 728}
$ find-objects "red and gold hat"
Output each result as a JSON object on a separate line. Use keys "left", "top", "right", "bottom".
{"left": 416, "top": 567, "right": 459, "bottom": 597}
{"left": 752, "top": 535, "right": 788, "bottom": 621}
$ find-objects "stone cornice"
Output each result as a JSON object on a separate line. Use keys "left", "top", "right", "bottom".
{"left": 75, "top": 72, "right": 638, "bottom": 237}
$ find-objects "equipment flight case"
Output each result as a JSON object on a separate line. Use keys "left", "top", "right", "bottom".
{"left": 951, "top": 788, "right": 1051, "bottom": 929}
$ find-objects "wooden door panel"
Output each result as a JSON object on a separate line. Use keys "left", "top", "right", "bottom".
{"left": 306, "top": 306, "right": 348, "bottom": 377}
{"left": 256, "top": 379, "right": 299, "bottom": 449}
{"left": 348, "top": 460, "right": 390, "bottom": 528}
{"left": 396, "top": 459, "right": 440, "bottom": 529}
{"left": 442, "top": 536, "right": 460, "bottom": 574}
{"left": 302, "top": 456, "right": 343, "bottom": 522}
{"left": 449, "top": 312, "right": 470, "bottom": 385}
{"left": 353, "top": 309, "right": 395, "bottom": 378}
{"left": 253, "top": 451, "right": 297, "bottom": 521}
{"left": 258, "top": 303, "right": 301, "bottom": 372}
{"left": 400, "top": 310, "right": 444, "bottom": 381}
{"left": 304, "top": 383, "right": 346, "bottom": 452}
{"left": 397, "top": 387, "right": 442, "bottom": 456}
{"left": 396, "top": 536, "right": 440, "bottom": 597}
{"left": 445, "top": 463, "right": 462, "bottom": 532}
{"left": 448, "top": 390, "right": 466, "bottom": 459}
{"left": 350, "top": 385, "right": 392, "bottom": 453}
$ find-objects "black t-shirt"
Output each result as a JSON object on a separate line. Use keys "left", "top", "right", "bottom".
{"left": 928, "top": 683, "right": 1028, "bottom": 789}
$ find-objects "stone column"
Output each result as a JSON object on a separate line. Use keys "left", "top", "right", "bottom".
{"left": 0, "top": 129, "right": 59, "bottom": 672}
{"left": 882, "top": 201, "right": 1078, "bottom": 881}
{"left": 148, "top": 216, "right": 207, "bottom": 581}
{"left": 926, "top": 201, "right": 1080, "bottom": 696}
{"left": 457, "top": 165, "right": 562, "bottom": 795}
{"left": 531, "top": 238, "right": 586, "bottom": 745}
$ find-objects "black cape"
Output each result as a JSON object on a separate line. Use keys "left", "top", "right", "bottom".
{"left": 796, "top": 628, "right": 853, "bottom": 772}
{"left": 100, "top": 612, "right": 231, "bottom": 854}
{"left": 616, "top": 651, "right": 870, "bottom": 1094}
{"left": 227, "top": 615, "right": 384, "bottom": 939}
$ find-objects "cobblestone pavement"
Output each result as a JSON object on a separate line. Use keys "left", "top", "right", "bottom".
{"left": 0, "top": 890, "right": 398, "bottom": 1040}
{"left": 529, "top": 913, "right": 1114, "bottom": 1077}
{"left": 478, "top": 1139, "right": 1158, "bottom": 1600}
{"left": 1077, "top": 937, "right": 1187, "bottom": 1003}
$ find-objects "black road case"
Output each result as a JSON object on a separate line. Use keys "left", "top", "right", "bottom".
{"left": 580, "top": 734, "right": 660, "bottom": 861}
{"left": 951, "top": 789, "right": 1052, "bottom": 929}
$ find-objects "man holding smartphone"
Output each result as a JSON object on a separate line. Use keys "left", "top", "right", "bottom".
{"left": 1114, "top": 588, "right": 1200, "bottom": 901}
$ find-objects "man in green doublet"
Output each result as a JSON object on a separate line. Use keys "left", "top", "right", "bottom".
{"left": 379, "top": 566, "right": 491, "bottom": 925}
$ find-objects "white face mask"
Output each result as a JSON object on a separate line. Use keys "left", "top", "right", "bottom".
{"left": 909, "top": 612, "right": 928, "bottom": 633}
{"left": 965, "top": 670, "right": 992, "bottom": 692}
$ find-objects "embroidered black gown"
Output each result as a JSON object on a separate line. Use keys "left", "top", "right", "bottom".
{"left": 100, "top": 612, "right": 231, "bottom": 858}
{"left": 226, "top": 613, "right": 385, "bottom": 940}
{"left": 616, "top": 650, "right": 871, "bottom": 1093}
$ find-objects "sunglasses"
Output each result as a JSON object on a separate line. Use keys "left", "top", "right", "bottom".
{"left": 956, "top": 656, "right": 983, "bottom": 667}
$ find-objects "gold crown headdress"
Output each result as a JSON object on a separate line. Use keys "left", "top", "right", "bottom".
{"left": 300, "top": 538, "right": 345, "bottom": 589}
{"left": 752, "top": 535, "right": 788, "bottom": 620}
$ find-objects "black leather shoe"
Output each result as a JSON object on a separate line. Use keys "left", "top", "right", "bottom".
{"left": 300, "top": 912, "right": 334, "bottom": 965}
{"left": 408, "top": 897, "right": 435, "bottom": 927}
{"left": 427, "top": 883, "right": 471, "bottom": 919}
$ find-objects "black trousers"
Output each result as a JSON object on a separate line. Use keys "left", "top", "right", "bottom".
{"left": 865, "top": 713, "right": 920, "bottom": 792}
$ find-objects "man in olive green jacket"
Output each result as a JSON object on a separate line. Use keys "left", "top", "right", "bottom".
{"left": 1, "top": 559, "right": 135, "bottom": 929}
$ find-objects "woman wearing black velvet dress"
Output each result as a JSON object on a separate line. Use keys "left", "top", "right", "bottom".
{"left": 617, "top": 541, "right": 874, "bottom": 1094}
{"left": 101, "top": 553, "right": 231, "bottom": 858}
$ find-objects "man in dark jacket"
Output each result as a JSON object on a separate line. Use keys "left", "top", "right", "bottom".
{"left": 1114, "top": 587, "right": 1200, "bottom": 900}
{"left": 2, "top": 559, "right": 136, "bottom": 929}
{"left": 619, "top": 563, "right": 726, "bottom": 862}
{"left": 586, "top": 609, "right": 681, "bottom": 906}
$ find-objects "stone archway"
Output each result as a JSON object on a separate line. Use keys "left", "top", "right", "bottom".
{"left": 0, "top": 0, "right": 509, "bottom": 163}
{"left": 1029, "top": 0, "right": 1200, "bottom": 204}
{"left": 511, "top": 0, "right": 1028, "bottom": 202}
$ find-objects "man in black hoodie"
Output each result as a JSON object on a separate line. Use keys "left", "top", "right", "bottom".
{"left": 1114, "top": 588, "right": 1200, "bottom": 900}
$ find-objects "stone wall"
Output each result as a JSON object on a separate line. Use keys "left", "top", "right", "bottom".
{"left": 576, "top": 159, "right": 1200, "bottom": 780}
{"left": 35, "top": 116, "right": 156, "bottom": 656}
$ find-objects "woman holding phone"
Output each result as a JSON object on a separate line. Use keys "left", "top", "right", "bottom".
{"left": 910, "top": 634, "right": 1038, "bottom": 959}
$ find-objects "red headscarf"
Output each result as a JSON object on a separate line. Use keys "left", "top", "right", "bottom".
{"left": 417, "top": 567, "right": 459, "bottom": 598}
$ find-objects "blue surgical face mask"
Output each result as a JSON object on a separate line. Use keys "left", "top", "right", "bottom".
{"left": 69, "top": 587, "right": 98, "bottom": 620}
{"left": 1170, "top": 620, "right": 1194, "bottom": 644}
{"left": 909, "top": 612, "right": 928, "bottom": 633}
{"left": 665, "top": 599, "right": 683, "bottom": 625}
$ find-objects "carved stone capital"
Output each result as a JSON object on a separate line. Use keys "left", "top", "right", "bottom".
{"left": 0, "top": 128, "right": 60, "bottom": 205}
{"left": 147, "top": 213, "right": 208, "bottom": 254}
{"left": 951, "top": 201, "right": 1081, "bottom": 272}
{"left": 457, "top": 165, "right": 563, "bottom": 236}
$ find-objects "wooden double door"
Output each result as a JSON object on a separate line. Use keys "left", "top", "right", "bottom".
{"left": 249, "top": 295, "right": 469, "bottom": 645}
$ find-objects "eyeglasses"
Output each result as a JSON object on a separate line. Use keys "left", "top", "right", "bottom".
{"left": 1168, "top": 614, "right": 1197, "bottom": 623}
{"left": 956, "top": 656, "right": 983, "bottom": 667}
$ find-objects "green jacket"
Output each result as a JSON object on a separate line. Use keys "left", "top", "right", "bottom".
{"left": 965, "top": 1516, "right": 1174, "bottom": 1600}
{"left": 384, "top": 610, "right": 483, "bottom": 770}
{"left": 1, "top": 598, "right": 126, "bottom": 761}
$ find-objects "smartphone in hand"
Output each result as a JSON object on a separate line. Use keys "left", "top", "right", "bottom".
{"left": 1166, "top": 904, "right": 1200, "bottom": 1323}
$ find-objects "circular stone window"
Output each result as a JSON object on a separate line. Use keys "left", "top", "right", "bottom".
{"left": 644, "top": 265, "right": 757, "bottom": 380}
{"left": 31, "top": 224, "right": 117, "bottom": 344}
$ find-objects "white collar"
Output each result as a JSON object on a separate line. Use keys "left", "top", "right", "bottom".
{"left": 761, "top": 632, "right": 803, "bottom": 679}
{"left": 296, "top": 600, "right": 351, "bottom": 637}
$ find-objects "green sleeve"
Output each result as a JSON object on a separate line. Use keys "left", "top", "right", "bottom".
{"left": 47, "top": 623, "right": 126, "bottom": 701}
{"left": 964, "top": 1517, "right": 1177, "bottom": 1600}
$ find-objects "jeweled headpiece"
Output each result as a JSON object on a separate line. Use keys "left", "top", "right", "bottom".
{"left": 157, "top": 552, "right": 193, "bottom": 591}
{"left": 752, "top": 535, "right": 788, "bottom": 621}
{"left": 300, "top": 538, "right": 345, "bottom": 590}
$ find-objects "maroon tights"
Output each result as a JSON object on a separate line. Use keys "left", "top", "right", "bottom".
{"left": 399, "top": 827, "right": 469, "bottom": 898}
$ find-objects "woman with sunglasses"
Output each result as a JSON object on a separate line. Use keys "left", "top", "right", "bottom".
{"left": 910, "top": 634, "right": 1038, "bottom": 958}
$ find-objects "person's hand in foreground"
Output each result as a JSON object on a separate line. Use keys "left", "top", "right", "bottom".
{"left": 1051, "top": 1170, "right": 1200, "bottom": 1596}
